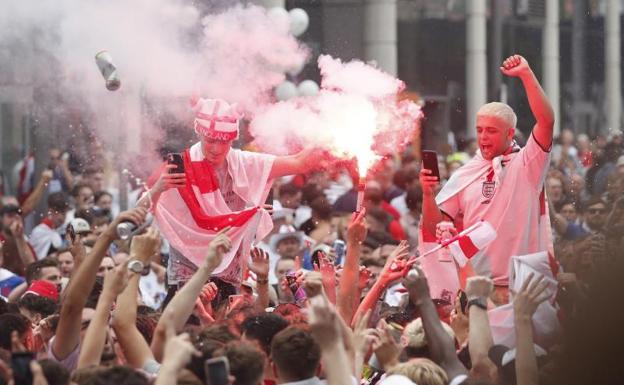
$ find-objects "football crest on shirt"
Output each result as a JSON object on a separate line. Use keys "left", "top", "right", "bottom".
{"left": 482, "top": 181, "right": 495, "bottom": 199}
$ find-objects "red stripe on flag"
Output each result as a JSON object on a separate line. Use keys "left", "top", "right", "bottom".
{"left": 547, "top": 252, "right": 559, "bottom": 277}
{"left": 457, "top": 234, "right": 479, "bottom": 259}
{"left": 171, "top": 149, "right": 259, "bottom": 231}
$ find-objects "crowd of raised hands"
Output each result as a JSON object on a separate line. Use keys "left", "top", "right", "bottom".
{"left": 0, "top": 193, "right": 619, "bottom": 385}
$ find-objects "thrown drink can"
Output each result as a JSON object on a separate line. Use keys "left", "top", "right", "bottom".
{"left": 116, "top": 213, "right": 153, "bottom": 240}
{"left": 95, "top": 50, "right": 121, "bottom": 91}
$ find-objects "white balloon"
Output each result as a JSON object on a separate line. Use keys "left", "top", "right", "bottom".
{"left": 287, "top": 60, "right": 306, "bottom": 77}
{"left": 267, "top": 7, "right": 290, "bottom": 31}
{"left": 275, "top": 81, "right": 298, "bottom": 101}
{"left": 297, "top": 80, "right": 319, "bottom": 97}
{"left": 289, "top": 8, "right": 309, "bottom": 37}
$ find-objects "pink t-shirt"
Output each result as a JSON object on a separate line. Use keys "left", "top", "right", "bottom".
{"left": 47, "top": 336, "right": 81, "bottom": 372}
{"left": 438, "top": 134, "right": 550, "bottom": 285}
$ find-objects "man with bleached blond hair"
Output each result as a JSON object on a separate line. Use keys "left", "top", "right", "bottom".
{"left": 419, "top": 55, "right": 555, "bottom": 303}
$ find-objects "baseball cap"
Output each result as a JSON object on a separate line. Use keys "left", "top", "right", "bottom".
{"left": 70, "top": 218, "right": 91, "bottom": 234}
{"left": 23, "top": 280, "right": 59, "bottom": 302}
{"left": 0, "top": 204, "right": 21, "bottom": 216}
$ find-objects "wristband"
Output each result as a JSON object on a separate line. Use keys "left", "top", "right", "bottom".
{"left": 466, "top": 297, "right": 488, "bottom": 311}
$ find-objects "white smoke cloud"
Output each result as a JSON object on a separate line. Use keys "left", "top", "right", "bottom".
{"left": 0, "top": 0, "right": 308, "bottom": 167}
{"left": 250, "top": 55, "right": 422, "bottom": 175}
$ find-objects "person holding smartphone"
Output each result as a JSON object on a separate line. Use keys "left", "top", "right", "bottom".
{"left": 136, "top": 98, "right": 328, "bottom": 302}
{"left": 419, "top": 55, "right": 555, "bottom": 304}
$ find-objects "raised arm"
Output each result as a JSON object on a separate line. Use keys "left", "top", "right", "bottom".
{"left": 514, "top": 274, "right": 550, "bottom": 385}
{"left": 77, "top": 261, "right": 129, "bottom": 369}
{"left": 308, "top": 295, "right": 353, "bottom": 385}
{"left": 269, "top": 147, "right": 327, "bottom": 179}
{"left": 136, "top": 164, "right": 186, "bottom": 210}
{"left": 155, "top": 312, "right": 200, "bottom": 385}
{"left": 53, "top": 207, "right": 147, "bottom": 360}
{"left": 465, "top": 277, "right": 498, "bottom": 381}
{"left": 20, "top": 169, "right": 53, "bottom": 216}
{"left": 403, "top": 267, "right": 468, "bottom": 379}
{"left": 419, "top": 169, "right": 446, "bottom": 237}
{"left": 500, "top": 55, "right": 555, "bottom": 149}
{"left": 352, "top": 241, "right": 410, "bottom": 325}
{"left": 112, "top": 228, "right": 160, "bottom": 369}
{"left": 249, "top": 247, "right": 270, "bottom": 310}
{"left": 337, "top": 209, "right": 367, "bottom": 324}
{"left": 8, "top": 217, "right": 35, "bottom": 269}
{"left": 151, "top": 229, "right": 231, "bottom": 361}
{"left": 548, "top": 200, "right": 568, "bottom": 236}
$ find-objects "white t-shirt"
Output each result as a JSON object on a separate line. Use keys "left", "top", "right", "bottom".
{"left": 438, "top": 134, "right": 550, "bottom": 285}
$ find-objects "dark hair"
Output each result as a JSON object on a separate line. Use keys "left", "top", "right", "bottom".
{"left": 89, "top": 366, "right": 148, "bottom": 385}
{"left": 18, "top": 294, "right": 58, "bottom": 318}
{"left": 301, "top": 184, "right": 323, "bottom": 205}
{"left": 188, "top": 324, "right": 237, "bottom": 382}
{"left": 584, "top": 196, "right": 608, "bottom": 211}
{"left": 0, "top": 313, "right": 30, "bottom": 349}
{"left": 39, "top": 359, "right": 71, "bottom": 385}
{"left": 278, "top": 183, "right": 300, "bottom": 197}
{"left": 94, "top": 191, "right": 113, "bottom": 204}
{"left": 393, "top": 167, "right": 420, "bottom": 190}
{"left": 216, "top": 342, "right": 266, "bottom": 385}
{"left": 270, "top": 327, "right": 321, "bottom": 381}
{"left": 135, "top": 312, "right": 160, "bottom": 345}
{"left": 241, "top": 313, "right": 289, "bottom": 355}
{"left": 405, "top": 185, "right": 423, "bottom": 212}
{"left": 310, "top": 196, "right": 332, "bottom": 220}
{"left": 85, "top": 276, "right": 104, "bottom": 309}
{"left": 71, "top": 183, "right": 93, "bottom": 199}
{"left": 364, "top": 187, "right": 383, "bottom": 205}
{"left": 25, "top": 258, "right": 60, "bottom": 285}
{"left": 83, "top": 167, "right": 104, "bottom": 177}
{"left": 367, "top": 207, "right": 391, "bottom": 226}
{"left": 47, "top": 192, "right": 69, "bottom": 213}
{"left": 74, "top": 208, "right": 94, "bottom": 225}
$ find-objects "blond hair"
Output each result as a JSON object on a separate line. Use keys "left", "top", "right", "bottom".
{"left": 401, "top": 317, "right": 456, "bottom": 349}
{"left": 477, "top": 102, "right": 517, "bottom": 129}
{"left": 387, "top": 358, "right": 448, "bottom": 385}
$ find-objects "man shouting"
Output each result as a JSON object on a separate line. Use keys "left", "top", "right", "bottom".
{"left": 420, "top": 55, "right": 555, "bottom": 303}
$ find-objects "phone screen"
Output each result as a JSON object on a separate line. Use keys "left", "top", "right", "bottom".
{"left": 167, "top": 153, "right": 185, "bottom": 174}
{"left": 205, "top": 357, "right": 229, "bottom": 385}
{"left": 421, "top": 150, "right": 440, "bottom": 180}
{"left": 66, "top": 223, "right": 76, "bottom": 243}
{"left": 11, "top": 352, "right": 34, "bottom": 385}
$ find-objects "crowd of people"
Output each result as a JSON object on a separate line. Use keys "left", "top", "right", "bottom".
{"left": 0, "top": 58, "right": 623, "bottom": 385}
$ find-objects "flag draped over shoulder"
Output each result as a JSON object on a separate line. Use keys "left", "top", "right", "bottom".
{"left": 152, "top": 142, "right": 274, "bottom": 275}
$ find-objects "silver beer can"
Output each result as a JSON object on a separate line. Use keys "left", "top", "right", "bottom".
{"left": 116, "top": 221, "right": 136, "bottom": 240}
{"left": 95, "top": 50, "right": 121, "bottom": 91}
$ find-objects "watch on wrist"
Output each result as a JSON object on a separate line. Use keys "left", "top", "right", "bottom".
{"left": 466, "top": 297, "right": 488, "bottom": 311}
{"left": 128, "top": 260, "right": 144, "bottom": 274}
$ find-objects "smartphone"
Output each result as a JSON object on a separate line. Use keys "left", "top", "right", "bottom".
{"left": 458, "top": 290, "right": 468, "bottom": 314}
{"left": 204, "top": 356, "right": 230, "bottom": 385}
{"left": 167, "top": 152, "right": 185, "bottom": 174}
{"left": 66, "top": 223, "right": 76, "bottom": 243}
{"left": 333, "top": 239, "right": 346, "bottom": 263}
{"left": 284, "top": 271, "right": 307, "bottom": 302}
{"left": 421, "top": 150, "right": 440, "bottom": 181}
{"left": 11, "top": 352, "right": 34, "bottom": 385}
